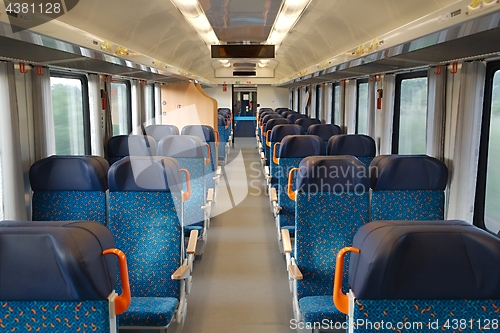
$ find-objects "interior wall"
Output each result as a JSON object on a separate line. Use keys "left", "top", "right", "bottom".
{"left": 257, "top": 85, "right": 289, "bottom": 111}
{"left": 161, "top": 82, "right": 217, "bottom": 130}
{"left": 205, "top": 85, "right": 232, "bottom": 109}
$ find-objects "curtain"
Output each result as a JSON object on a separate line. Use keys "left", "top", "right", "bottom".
{"left": 426, "top": 67, "right": 447, "bottom": 159}
{"left": 103, "top": 75, "right": 113, "bottom": 156}
{"left": 345, "top": 80, "right": 357, "bottom": 134}
{"left": 31, "top": 66, "right": 56, "bottom": 160}
{"left": 445, "top": 61, "right": 486, "bottom": 222}
{"left": 367, "top": 79, "right": 376, "bottom": 138}
{"left": 155, "top": 83, "right": 162, "bottom": 125}
{"left": 0, "top": 62, "right": 28, "bottom": 220}
{"left": 379, "top": 74, "right": 396, "bottom": 155}
{"left": 131, "top": 80, "right": 144, "bottom": 134}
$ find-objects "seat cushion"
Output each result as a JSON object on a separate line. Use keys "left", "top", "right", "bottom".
{"left": 119, "top": 297, "right": 179, "bottom": 327}
{"left": 299, "top": 296, "right": 346, "bottom": 324}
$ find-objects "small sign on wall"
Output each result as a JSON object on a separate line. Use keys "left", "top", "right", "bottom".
{"left": 222, "top": 81, "right": 227, "bottom": 92}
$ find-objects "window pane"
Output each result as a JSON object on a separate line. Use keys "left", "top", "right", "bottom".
{"left": 398, "top": 77, "right": 427, "bottom": 154}
{"left": 484, "top": 71, "right": 500, "bottom": 233}
{"left": 145, "top": 84, "right": 155, "bottom": 123}
{"left": 357, "top": 82, "right": 369, "bottom": 134}
{"left": 333, "top": 85, "right": 340, "bottom": 125}
{"left": 111, "top": 82, "right": 130, "bottom": 135}
{"left": 51, "top": 77, "right": 86, "bottom": 155}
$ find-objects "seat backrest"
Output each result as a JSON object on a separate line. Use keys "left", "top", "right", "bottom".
{"left": 157, "top": 135, "right": 206, "bottom": 160}
{"left": 264, "top": 118, "right": 290, "bottom": 133}
{"left": 29, "top": 156, "right": 109, "bottom": 225}
{"left": 294, "top": 156, "right": 370, "bottom": 300}
{"left": 275, "top": 107, "right": 290, "bottom": 114}
{"left": 286, "top": 113, "right": 307, "bottom": 124}
{"left": 181, "top": 125, "right": 216, "bottom": 142}
{"left": 269, "top": 124, "right": 303, "bottom": 143}
{"left": 328, "top": 134, "right": 376, "bottom": 167}
{"left": 145, "top": 124, "right": 179, "bottom": 142}
{"left": 281, "top": 110, "right": 296, "bottom": 118}
{"left": 341, "top": 220, "right": 500, "bottom": 331}
{"left": 108, "top": 156, "right": 184, "bottom": 299}
{"left": 279, "top": 135, "right": 325, "bottom": 158}
{"left": 295, "top": 118, "right": 321, "bottom": 134}
{"left": 106, "top": 135, "right": 156, "bottom": 164}
{"left": 307, "top": 124, "right": 342, "bottom": 140}
{"left": 0, "top": 220, "right": 119, "bottom": 332}
{"left": 370, "top": 155, "right": 448, "bottom": 221}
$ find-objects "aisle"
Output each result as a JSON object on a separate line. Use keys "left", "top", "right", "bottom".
{"left": 182, "top": 138, "right": 294, "bottom": 333}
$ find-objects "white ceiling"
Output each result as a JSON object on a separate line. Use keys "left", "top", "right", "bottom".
{"left": 56, "top": 0, "right": 459, "bottom": 82}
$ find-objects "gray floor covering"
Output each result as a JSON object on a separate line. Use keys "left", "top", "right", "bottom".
{"left": 182, "top": 138, "right": 295, "bottom": 333}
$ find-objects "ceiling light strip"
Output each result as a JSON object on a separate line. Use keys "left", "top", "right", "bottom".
{"left": 266, "top": 0, "right": 312, "bottom": 50}
{"left": 170, "top": 0, "right": 220, "bottom": 45}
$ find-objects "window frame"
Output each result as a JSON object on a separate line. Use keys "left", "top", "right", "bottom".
{"left": 50, "top": 70, "right": 91, "bottom": 155}
{"left": 392, "top": 71, "right": 428, "bottom": 154}
{"left": 331, "top": 83, "right": 340, "bottom": 125}
{"left": 473, "top": 61, "right": 500, "bottom": 232}
{"left": 110, "top": 79, "right": 132, "bottom": 135}
{"left": 356, "top": 78, "right": 369, "bottom": 134}
{"left": 315, "top": 84, "right": 321, "bottom": 119}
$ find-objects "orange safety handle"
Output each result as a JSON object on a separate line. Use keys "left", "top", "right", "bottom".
{"left": 287, "top": 168, "right": 300, "bottom": 201}
{"left": 179, "top": 169, "right": 191, "bottom": 201}
{"left": 19, "top": 62, "right": 29, "bottom": 74}
{"left": 215, "top": 130, "right": 220, "bottom": 147}
{"left": 225, "top": 118, "right": 229, "bottom": 129}
{"left": 204, "top": 144, "right": 211, "bottom": 165}
{"left": 273, "top": 143, "right": 281, "bottom": 165}
{"left": 333, "top": 247, "right": 360, "bottom": 315}
{"left": 266, "top": 130, "right": 272, "bottom": 147}
{"left": 102, "top": 248, "right": 131, "bottom": 315}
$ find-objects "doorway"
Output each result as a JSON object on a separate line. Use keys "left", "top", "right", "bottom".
{"left": 233, "top": 86, "right": 257, "bottom": 137}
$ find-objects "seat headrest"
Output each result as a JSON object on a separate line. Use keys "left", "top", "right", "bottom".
{"left": 286, "top": 113, "right": 308, "bottom": 123}
{"left": 348, "top": 220, "right": 500, "bottom": 299}
{"left": 269, "top": 125, "right": 302, "bottom": 142}
{"left": 218, "top": 115, "right": 227, "bottom": 126}
{"left": 157, "top": 135, "right": 205, "bottom": 158}
{"left": 279, "top": 135, "right": 325, "bottom": 158}
{"left": 0, "top": 221, "right": 116, "bottom": 301}
{"left": 328, "top": 134, "right": 376, "bottom": 157}
{"left": 108, "top": 156, "right": 183, "bottom": 192}
{"left": 370, "top": 155, "right": 448, "bottom": 190}
{"left": 297, "top": 156, "right": 369, "bottom": 193}
{"left": 106, "top": 135, "right": 156, "bottom": 157}
{"left": 307, "top": 124, "right": 343, "bottom": 140}
{"left": 295, "top": 118, "right": 321, "bottom": 133}
{"left": 281, "top": 110, "right": 296, "bottom": 118}
{"left": 145, "top": 125, "right": 179, "bottom": 141}
{"left": 181, "top": 125, "right": 216, "bottom": 142}
{"left": 276, "top": 108, "right": 290, "bottom": 114}
{"left": 218, "top": 108, "right": 231, "bottom": 113}
{"left": 260, "top": 114, "right": 282, "bottom": 125}
{"left": 264, "top": 118, "right": 290, "bottom": 132}
{"left": 30, "top": 156, "right": 109, "bottom": 191}
{"left": 258, "top": 108, "right": 273, "bottom": 114}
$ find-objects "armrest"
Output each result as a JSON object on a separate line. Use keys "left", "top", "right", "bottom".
{"left": 282, "top": 229, "right": 293, "bottom": 254}
{"left": 265, "top": 166, "right": 271, "bottom": 179}
{"left": 171, "top": 265, "right": 190, "bottom": 280}
{"left": 260, "top": 152, "right": 266, "bottom": 161}
{"left": 288, "top": 264, "right": 303, "bottom": 280}
{"left": 270, "top": 187, "right": 278, "bottom": 203}
{"left": 187, "top": 230, "right": 199, "bottom": 255}
{"left": 206, "top": 188, "right": 214, "bottom": 203}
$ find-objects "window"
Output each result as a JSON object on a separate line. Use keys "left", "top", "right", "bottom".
{"left": 356, "top": 79, "right": 369, "bottom": 134}
{"left": 315, "top": 84, "right": 321, "bottom": 119}
{"left": 111, "top": 81, "right": 131, "bottom": 135}
{"left": 145, "top": 83, "right": 155, "bottom": 124}
{"left": 50, "top": 73, "right": 90, "bottom": 155}
{"left": 475, "top": 63, "right": 500, "bottom": 234}
{"left": 331, "top": 84, "right": 341, "bottom": 125}
{"left": 392, "top": 72, "right": 428, "bottom": 154}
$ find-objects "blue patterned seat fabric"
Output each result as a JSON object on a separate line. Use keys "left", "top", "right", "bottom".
{"left": 269, "top": 124, "right": 303, "bottom": 186}
{"left": 158, "top": 135, "right": 207, "bottom": 229}
{"left": 145, "top": 124, "right": 180, "bottom": 143}
{"left": 294, "top": 156, "right": 370, "bottom": 325}
{"left": 107, "top": 156, "right": 185, "bottom": 328}
{"left": 182, "top": 125, "right": 218, "bottom": 189}
{"left": 277, "top": 135, "right": 326, "bottom": 234}
{"left": 370, "top": 155, "right": 448, "bottom": 221}
{"left": 263, "top": 118, "right": 290, "bottom": 167}
{"left": 106, "top": 135, "right": 156, "bottom": 165}
{"left": 259, "top": 114, "right": 282, "bottom": 149}
{"left": 327, "top": 134, "right": 376, "bottom": 168}
{"left": 347, "top": 220, "right": 500, "bottom": 332}
{"left": 30, "top": 155, "right": 109, "bottom": 225}
{"left": 0, "top": 221, "right": 117, "bottom": 332}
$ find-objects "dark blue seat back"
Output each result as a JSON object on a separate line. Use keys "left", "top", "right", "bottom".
{"left": 307, "top": 124, "right": 342, "bottom": 140}
{"left": 370, "top": 155, "right": 448, "bottom": 221}
{"left": 106, "top": 135, "right": 156, "bottom": 164}
{"left": 264, "top": 118, "right": 290, "bottom": 133}
{"left": 328, "top": 134, "right": 376, "bottom": 167}
{"left": 287, "top": 113, "right": 307, "bottom": 124}
{"left": 157, "top": 135, "right": 206, "bottom": 159}
{"left": 270, "top": 125, "right": 303, "bottom": 142}
{"left": 145, "top": 125, "right": 179, "bottom": 142}
{"left": 29, "top": 156, "right": 109, "bottom": 225}
{"left": 279, "top": 135, "right": 325, "bottom": 158}
{"left": 276, "top": 108, "right": 290, "bottom": 114}
{"left": 295, "top": 118, "right": 321, "bottom": 134}
{"left": 181, "top": 125, "right": 216, "bottom": 142}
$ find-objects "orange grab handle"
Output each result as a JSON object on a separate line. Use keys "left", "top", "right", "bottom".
{"left": 225, "top": 118, "right": 229, "bottom": 129}
{"left": 287, "top": 168, "right": 300, "bottom": 201}
{"left": 180, "top": 168, "right": 191, "bottom": 201}
{"left": 273, "top": 143, "right": 281, "bottom": 165}
{"left": 215, "top": 130, "right": 220, "bottom": 147}
{"left": 266, "top": 130, "right": 272, "bottom": 147}
{"left": 204, "top": 144, "right": 211, "bottom": 165}
{"left": 333, "top": 247, "right": 360, "bottom": 315}
{"left": 102, "top": 248, "right": 131, "bottom": 315}
{"left": 19, "top": 62, "right": 29, "bottom": 74}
